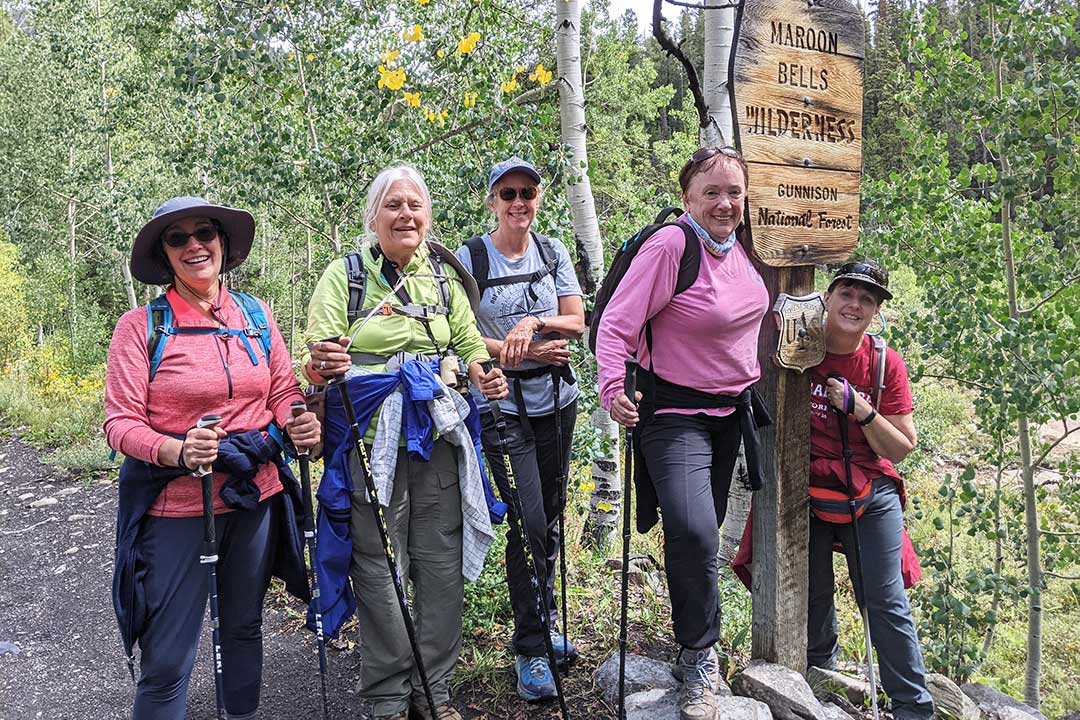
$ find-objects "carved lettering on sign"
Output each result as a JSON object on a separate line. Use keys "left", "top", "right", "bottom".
{"left": 732, "top": 0, "right": 864, "bottom": 267}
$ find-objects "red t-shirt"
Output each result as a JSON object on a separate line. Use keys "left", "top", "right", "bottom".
{"left": 809, "top": 334, "right": 913, "bottom": 503}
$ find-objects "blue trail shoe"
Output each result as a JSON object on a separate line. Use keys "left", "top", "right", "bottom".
{"left": 549, "top": 630, "right": 579, "bottom": 667}
{"left": 515, "top": 655, "right": 557, "bottom": 702}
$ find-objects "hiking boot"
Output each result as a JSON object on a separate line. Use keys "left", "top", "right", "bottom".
{"left": 408, "top": 703, "right": 462, "bottom": 720}
{"left": 515, "top": 654, "right": 557, "bottom": 702}
{"left": 550, "top": 630, "right": 579, "bottom": 667}
{"left": 676, "top": 647, "right": 721, "bottom": 720}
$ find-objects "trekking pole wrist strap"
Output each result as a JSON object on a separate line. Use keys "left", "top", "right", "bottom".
{"left": 177, "top": 442, "right": 192, "bottom": 471}
{"left": 857, "top": 408, "right": 877, "bottom": 426}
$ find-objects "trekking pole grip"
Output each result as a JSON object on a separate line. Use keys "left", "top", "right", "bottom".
{"left": 290, "top": 400, "right": 309, "bottom": 457}
{"left": 624, "top": 358, "right": 638, "bottom": 404}
{"left": 196, "top": 414, "right": 222, "bottom": 550}
{"left": 195, "top": 415, "right": 222, "bottom": 477}
{"left": 479, "top": 359, "right": 504, "bottom": 425}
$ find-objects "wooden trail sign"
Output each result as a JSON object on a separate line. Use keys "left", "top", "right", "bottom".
{"left": 732, "top": 0, "right": 865, "bottom": 267}
{"left": 728, "top": 0, "right": 864, "bottom": 672}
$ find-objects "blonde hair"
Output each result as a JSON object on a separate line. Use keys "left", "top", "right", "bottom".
{"left": 362, "top": 164, "right": 433, "bottom": 241}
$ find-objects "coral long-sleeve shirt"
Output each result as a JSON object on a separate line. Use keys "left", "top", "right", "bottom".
{"left": 104, "top": 287, "right": 303, "bottom": 517}
{"left": 596, "top": 219, "right": 770, "bottom": 415}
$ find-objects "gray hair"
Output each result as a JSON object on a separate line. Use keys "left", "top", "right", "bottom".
{"left": 362, "top": 164, "right": 433, "bottom": 241}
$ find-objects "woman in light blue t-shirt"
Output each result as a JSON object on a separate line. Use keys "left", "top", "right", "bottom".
{"left": 455, "top": 157, "right": 585, "bottom": 704}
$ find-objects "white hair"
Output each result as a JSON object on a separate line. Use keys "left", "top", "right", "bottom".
{"left": 362, "top": 164, "right": 433, "bottom": 242}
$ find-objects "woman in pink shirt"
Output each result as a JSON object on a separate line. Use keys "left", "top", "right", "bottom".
{"left": 105, "top": 197, "right": 319, "bottom": 720}
{"left": 596, "top": 147, "right": 770, "bottom": 720}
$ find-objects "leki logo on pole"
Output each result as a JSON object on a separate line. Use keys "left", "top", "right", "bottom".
{"left": 772, "top": 293, "right": 826, "bottom": 373}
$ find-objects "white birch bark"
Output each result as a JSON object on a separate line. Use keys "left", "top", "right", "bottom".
{"left": 702, "top": 0, "right": 736, "bottom": 146}
{"left": 555, "top": 0, "right": 621, "bottom": 547}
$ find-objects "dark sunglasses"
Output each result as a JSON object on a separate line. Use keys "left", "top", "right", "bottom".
{"left": 497, "top": 186, "right": 538, "bottom": 202}
{"left": 836, "top": 261, "right": 889, "bottom": 287}
{"left": 690, "top": 146, "right": 741, "bottom": 164}
{"left": 162, "top": 225, "right": 219, "bottom": 248}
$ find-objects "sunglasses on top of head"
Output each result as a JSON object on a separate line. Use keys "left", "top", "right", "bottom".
{"left": 838, "top": 261, "right": 889, "bottom": 287}
{"left": 690, "top": 146, "right": 741, "bottom": 164}
{"left": 497, "top": 186, "right": 538, "bottom": 202}
{"left": 162, "top": 225, "right": 219, "bottom": 248}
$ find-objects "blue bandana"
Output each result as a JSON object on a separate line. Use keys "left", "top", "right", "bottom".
{"left": 684, "top": 212, "right": 737, "bottom": 258}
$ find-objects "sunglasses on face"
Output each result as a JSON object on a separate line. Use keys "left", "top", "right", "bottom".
{"left": 162, "top": 225, "right": 219, "bottom": 248}
{"left": 690, "top": 146, "right": 741, "bottom": 164}
{"left": 837, "top": 261, "right": 889, "bottom": 287}
{"left": 497, "top": 186, "right": 538, "bottom": 202}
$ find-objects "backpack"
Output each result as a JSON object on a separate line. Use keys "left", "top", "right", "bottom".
{"left": 343, "top": 241, "right": 480, "bottom": 325}
{"left": 463, "top": 231, "right": 560, "bottom": 303}
{"left": 587, "top": 207, "right": 701, "bottom": 355}
{"left": 146, "top": 290, "right": 272, "bottom": 382}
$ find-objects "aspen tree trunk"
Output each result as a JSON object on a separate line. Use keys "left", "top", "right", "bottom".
{"left": 702, "top": 0, "right": 735, "bottom": 146}
{"left": 555, "top": 0, "right": 621, "bottom": 548}
{"left": 66, "top": 147, "right": 78, "bottom": 367}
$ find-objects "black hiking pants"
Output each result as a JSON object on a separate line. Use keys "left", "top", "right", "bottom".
{"left": 133, "top": 494, "right": 278, "bottom": 720}
{"left": 480, "top": 400, "right": 577, "bottom": 658}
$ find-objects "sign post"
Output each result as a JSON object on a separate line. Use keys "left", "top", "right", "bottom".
{"left": 730, "top": 0, "right": 864, "bottom": 670}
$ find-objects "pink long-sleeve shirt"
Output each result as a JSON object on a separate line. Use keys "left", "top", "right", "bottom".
{"left": 596, "top": 218, "right": 770, "bottom": 415}
{"left": 104, "top": 287, "right": 303, "bottom": 517}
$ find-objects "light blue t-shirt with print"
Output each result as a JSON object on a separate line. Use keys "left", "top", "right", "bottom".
{"left": 455, "top": 232, "right": 582, "bottom": 417}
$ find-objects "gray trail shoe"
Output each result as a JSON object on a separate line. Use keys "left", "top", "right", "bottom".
{"left": 676, "top": 647, "right": 721, "bottom": 720}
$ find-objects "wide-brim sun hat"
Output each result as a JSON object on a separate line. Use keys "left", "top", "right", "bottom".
{"left": 130, "top": 196, "right": 255, "bottom": 285}
{"left": 828, "top": 260, "right": 893, "bottom": 301}
{"left": 487, "top": 156, "right": 542, "bottom": 191}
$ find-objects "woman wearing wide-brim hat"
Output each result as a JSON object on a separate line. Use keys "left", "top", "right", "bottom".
{"left": 105, "top": 196, "right": 320, "bottom": 719}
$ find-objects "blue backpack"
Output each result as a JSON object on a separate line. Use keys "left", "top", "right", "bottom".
{"left": 146, "top": 290, "right": 272, "bottom": 381}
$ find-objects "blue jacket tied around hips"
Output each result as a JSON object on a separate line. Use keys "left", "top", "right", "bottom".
{"left": 309, "top": 360, "right": 507, "bottom": 638}
{"left": 112, "top": 428, "right": 310, "bottom": 678}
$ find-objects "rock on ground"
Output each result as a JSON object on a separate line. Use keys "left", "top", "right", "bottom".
{"left": 621, "top": 688, "right": 773, "bottom": 720}
{"left": 961, "top": 683, "right": 1049, "bottom": 720}
{"left": 927, "top": 673, "right": 981, "bottom": 720}
{"left": 594, "top": 652, "right": 680, "bottom": 707}
{"left": 807, "top": 666, "right": 870, "bottom": 707}
{"left": 732, "top": 660, "right": 828, "bottom": 720}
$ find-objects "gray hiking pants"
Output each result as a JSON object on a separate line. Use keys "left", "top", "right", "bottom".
{"left": 807, "top": 477, "right": 935, "bottom": 720}
{"left": 349, "top": 440, "right": 463, "bottom": 717}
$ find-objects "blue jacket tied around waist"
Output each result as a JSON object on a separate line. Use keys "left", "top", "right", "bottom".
{"left": 310, "top": 361, "right": 507, "bottom": 638}
{"left": 112, "top": 428, "right": 310, "bottom": 677}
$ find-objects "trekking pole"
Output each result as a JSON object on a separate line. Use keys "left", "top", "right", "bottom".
{"left": 830, "top": 374, "right": 880, "bottom": 720}
{"left": 551, "top": 369, "right": 570, "bottom": 676}
{"left": 324, "top": 365, "right": 439, "bottom": 720}
{"left": 195, "top": 414, "right": 227, "bottom": 720}
{"left": 617, "top": 359, "right": 638, "bottom": 720}
{"left": 481, "top": 361, "right": 569, "bottom": 718}
{"left": 291, "top": 401, "right": 330, "bottom": 719}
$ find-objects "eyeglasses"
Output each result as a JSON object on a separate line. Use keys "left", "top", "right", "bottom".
{"left": 836, "top": 261, "right": 889, "bottom": 287}
{"left": 162, "top": 225, "right": 219, "bottom": 248}
{"left": 497, "top": 186, "right": 539, "bottom": 202}
{"left": 690, "top": 146, "right": 741, "bottom": 164}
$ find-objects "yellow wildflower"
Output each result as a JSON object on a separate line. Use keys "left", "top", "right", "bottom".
{"left": 457, "top": 31, "right": 481, "bottom": 54}
{"left": 380, "top": 49, "right": 401, "bottom": 64}
{"left": 288, "top": 53, "right": 295, "bottom": 62}
{"left": 462, "top": 91, "right": 478, "bottom": 108}
{"left": 597, "top": 501, "right": 613, "bottom": 513}
{"left": 500, "top": 75, "right": 518, "bottom": 93}
{"left": 436, "top": 48, "right": 445, "bottom": 58}
{"left": 404, "top": 91, "right": 421, "bottom": 107}
{"left": 403, "top": 24, "right": 423, "bottom": 42}
{"left": 306, "top": 53, "right": 316, "bottom": 62}
{"left": 417, "top": 0, "right": 431, "bottom": 4}
{"left": 516, "top": 65, "right": 525, "bottom": 73}
{"left": 529, "top": 63, "right": 552, "bottom": 86}
{"left": 377, "top": 65, "right": 407, "bottom": 91}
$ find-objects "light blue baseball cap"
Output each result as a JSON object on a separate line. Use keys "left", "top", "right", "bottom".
{"left": 487, "top": 156, "right": 542, "bottom": 190}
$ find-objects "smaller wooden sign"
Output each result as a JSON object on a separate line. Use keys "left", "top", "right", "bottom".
{"left": 772, "top": 292, "right": 825, "bottom": 373}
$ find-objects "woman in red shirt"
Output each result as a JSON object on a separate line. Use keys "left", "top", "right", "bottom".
{"left": 105, "top": 197, "right": 319, "bottom": 719}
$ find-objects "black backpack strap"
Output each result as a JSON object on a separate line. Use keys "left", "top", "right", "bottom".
{"left": 464, "top": 236, "right": 490, "bottom": 295}
{"left": 654, "top": 206, "right": 683, "bottom": 225}
{"left": 427, "top": 250, "right": 452, "bottom": 310}
{"left": 344, "top": 251, "right": 367, "bottom": 325}
{"left": 673, "top": 221, "right": 702, "bottom": 296}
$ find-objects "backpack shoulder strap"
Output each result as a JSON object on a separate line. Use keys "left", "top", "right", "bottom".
{"left": 531, "top": 231, "right": 556, "bottom": 266}
{"left": 427, "top": 240, "right": 481, "bottom": 313}
{"left": 673, "top": 220, "right": 701, "bottom": 296}
{"left": 464, "top": 236, "right": 489, "bottom": 295}
{"left": 344, "top": 251, "right": 368, "bottom": 325}
{"left": 229, "top": 290, "right": 272, "bottom": 365}
{"left": 871, "top": 335, "right": 887, "bottom": 407}
{"left": 147, "top": 293, "right": 173, "bottom": 382}
{"left": 425, "top": 248, "right": 452, "bottom": 311}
